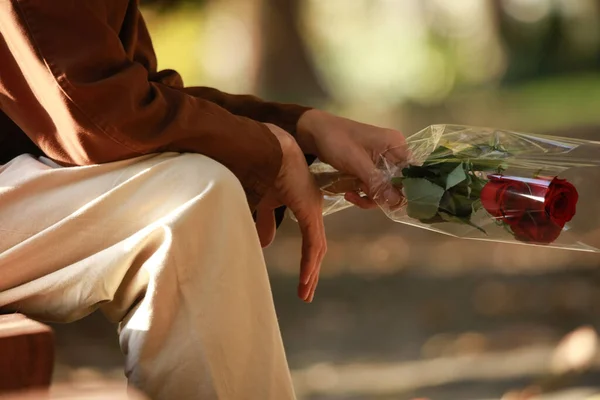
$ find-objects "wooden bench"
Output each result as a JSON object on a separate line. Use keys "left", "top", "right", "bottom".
{"left": 0, "top": 313, "right": 54, "bottom": 393}
{"left": 0, "top": 314, "right": 147, "bottom": 399}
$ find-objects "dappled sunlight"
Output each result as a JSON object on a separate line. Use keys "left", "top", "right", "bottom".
{"left": 551, "top": 326, "right": 598, "bottom": 375}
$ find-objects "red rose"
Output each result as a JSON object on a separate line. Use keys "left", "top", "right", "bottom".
{"left": 508, "top": 211, "right": 564, "bottom": 244}
{"left": 544, "top": 177, "right": 578, "bottom": 226}
{"left": 504, "top": 176, "right": 578, "bottom": 226}
{"left": 480, "top": 175, "right": 533, "bottom": 223}
{"left": 480, "top": 175, "right": 578, "bottom": 244}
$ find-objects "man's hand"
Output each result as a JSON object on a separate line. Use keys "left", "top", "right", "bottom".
{"left": 296, "top": 109, "right": 408, "bottom": 209}
{"left": 256, "top": 123, "right": 326, "bottom": 303}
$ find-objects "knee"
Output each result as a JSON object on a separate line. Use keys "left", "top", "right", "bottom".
{"left": 160, "top": 153, "right": 247, "bottom": 205}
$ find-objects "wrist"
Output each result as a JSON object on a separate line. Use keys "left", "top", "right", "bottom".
{"left": 296, "top": 109, "right": 322, "bottom": 156}
{"left": 264, "top": 123, "right": 299, "bottom": 160}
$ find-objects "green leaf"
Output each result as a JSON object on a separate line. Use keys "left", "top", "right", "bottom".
{"left": 439, "top": 211, "right": 487, "bottom": 235}
{"left": 403, "top": 178, "right": 445, "bottom": 220}
{"left": 402, "top": 165, "right": 436, "bottom": 179}
{"left": 391, "top": 177, "right": 404, "bottom": 187}
{"left": 471, "top": 199, "right": 483, "bottom": 213}
{"left": 428, "top": 145, "right": 455, "bottom": 160}
{"left": 497, "top": 162, "right": 508, "bottom": 174}
{"left": 455, "top": 144, "right": 484, "bottom": 158}
{"left": 419, "top": 213, "right": 446, "bottom": 224}
{"left": 444, "top": 162, "right": 467, "bottom": 190}
{"left": 439, "top": 191, "right": 474, "bottom": 218}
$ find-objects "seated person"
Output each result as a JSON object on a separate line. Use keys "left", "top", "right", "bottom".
{"left": 0, "top": 1, "right": 406, "bottom": 399}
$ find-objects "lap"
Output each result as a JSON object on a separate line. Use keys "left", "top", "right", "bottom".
{"left": 0, "top": 152, "right": 249, "bottom": 320}
{"left": 0, "top": 152, "right": 242, "bottom": 232}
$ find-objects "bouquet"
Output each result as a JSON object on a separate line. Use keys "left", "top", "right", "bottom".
{"left": 303, "top": 125, "right": 600, "bottom": 252}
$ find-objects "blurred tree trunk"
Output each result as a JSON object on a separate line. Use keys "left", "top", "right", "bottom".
{"left": 258, "top": 0, "right": 328, "bottom": 105}
{"left": 489, "top": 0, "right": 563, "bottom": 84}
{"left": 489, "top": 0, "right": 600, "bottom": 83}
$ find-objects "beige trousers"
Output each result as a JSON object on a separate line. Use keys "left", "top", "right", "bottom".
{"left": 0, "top": 153, "right": 295, "bottom": 400}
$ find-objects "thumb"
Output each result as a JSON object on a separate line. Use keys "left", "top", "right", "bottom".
{"left": 347, "top": 149, "right": 404, "bottom": 208}
{"left": 256, "top": 206, "right": 277, "bottom": 248}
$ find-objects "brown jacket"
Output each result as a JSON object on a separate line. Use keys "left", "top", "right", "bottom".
{"left": 0, "top": 0, "right": 311, "bottom": 209}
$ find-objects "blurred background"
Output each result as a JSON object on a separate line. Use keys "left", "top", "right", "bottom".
{"left": 50, "top": 0, "right": 600, "bottom": 399}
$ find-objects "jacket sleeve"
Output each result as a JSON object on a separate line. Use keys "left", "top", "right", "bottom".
{"left": 0, "top": 0, "right": 281, "bottom": 208}
{"left": 128, "top": 8, "right": 313, "bottom": 141}
{"left": 181, "top": 87, "right": 312, "bottom": 138}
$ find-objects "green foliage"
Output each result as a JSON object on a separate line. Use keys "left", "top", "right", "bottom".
{"left": 394, "top": 144, "right": 509, "bottom": 233}
{"left": 403, "top": 179, "right": 446, "bottom": 220}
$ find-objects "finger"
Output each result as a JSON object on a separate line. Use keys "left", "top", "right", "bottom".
{"left": 290, "top": 178, "right": 326, "bottom": 292}
{"left": 341, "top": 149, "right": 403, "bottom": 209}
{"left": 377, "top": 184, "right": 405, "bottom": 211}
{"left": 256, "top": 207, "right": 276, "bottom": 248}
{"left": 389, "top": 144, "right": 410, "bottom": 165}
{"left": 298, "top": 245, "right": 324, "bottom": 302}
{"left": 302, "top": 268, "right": 319, "bottom": 303}
{"left": 357, "top": 166, "right": 404, "bottom": 210}
{"left": 296, "top": 208, "right": 325, "bottom": 287}
{"left": 382, "top": 139, "right": 410, "bottom": 166}
{"left": 314, "top": 172, "right": 362, "bottom": 194}
{"left": 306, "top": 242, "right": 326, "bottom": 302}
{"left": 345, "top": 148, "right": 379, "bottom": 189}
{"left": 307, "top": 256, "right": 323, "bottom": 302}
{"left": 344, "top": 191, "right": 378, "bottom": 209}
{"left": 298, "top": 281, "right": 310, "bottom": 301}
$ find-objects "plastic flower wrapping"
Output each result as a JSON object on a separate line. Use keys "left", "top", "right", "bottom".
{"left": 300, "top": 125, "right": 600, "bottom": 252}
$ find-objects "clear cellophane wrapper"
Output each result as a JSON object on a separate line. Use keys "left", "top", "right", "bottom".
{"left": 300, "top": 125, "right": 600, "bottom": 252}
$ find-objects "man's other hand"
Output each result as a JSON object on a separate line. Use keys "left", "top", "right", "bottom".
{"left": 257, "top": 123, "right": 326, "bottom": 303}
